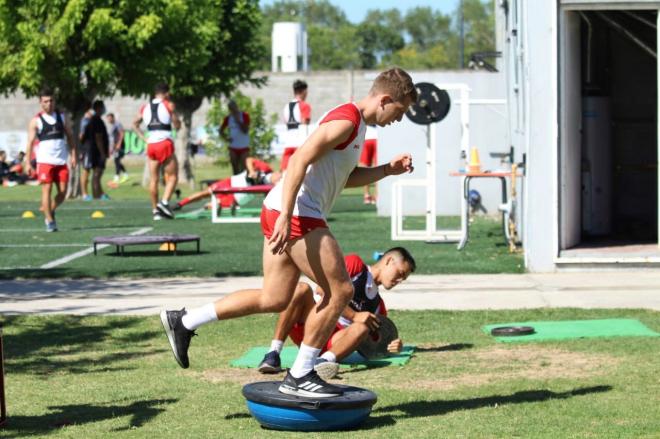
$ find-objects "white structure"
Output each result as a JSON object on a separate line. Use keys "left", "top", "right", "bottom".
{"left": 272, "top": 22, "right": 308, "bottom": 73}
{"left": 507, "top": 0, "right": 660, "bottom": 270}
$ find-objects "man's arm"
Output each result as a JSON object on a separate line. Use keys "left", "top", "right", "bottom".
{"left": 115, "top": 124, "right": 125, "bottom": 152}
{"left": 344, "top": 153, "right": 414, "bottom": 187}
{"left": 237, "top": 112, "right": 249, "bottom": 133}
{"left": 168, "top": 102, "right": 181, "bottom": 130}
{"left": 267, "top": 120, "right": 354, "bottom": 254}
{"left": 132, "top": 111, "right": 146, "bottom": 143}
{"left": 63, "top": 117, "right": 78, "bottom": 168}
{"left": 24, "top": 119, "right": 37, "bottom": 174}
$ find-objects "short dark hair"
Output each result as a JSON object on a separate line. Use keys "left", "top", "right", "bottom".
{"left": 39, "top": 87, "right": 54, "bottom": 98}
{"left": 106, "top": 112, "right": 115, "bottom": 118}
{"left": 154, "top": 83, "right": 170, "bottom": 95}
{"left": 92, "top": 100, "right": 104, "bottom": 111}
{"left": 369, "top": 67, "right": 417, "bottom": 103}
{"left": 293, "top": 80, "right": 308, "bottom": 93}
{"left": 383, "top": 247, "right": 416, "bottom": 272}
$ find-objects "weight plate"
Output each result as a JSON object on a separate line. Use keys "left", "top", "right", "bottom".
{"left": 357, "top": 316, "right": 398, "bottom": 359}
{"left": 490, "top": 326, "right": 536, "bottom": 336}
{"left": 405, "top": 82, "right": 451, "bottom": 125}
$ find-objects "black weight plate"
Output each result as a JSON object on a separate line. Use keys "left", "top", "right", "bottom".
{"left": 357, "top": 316, "right": 398, "bottom": 359}
{"left": 242, "top": 381, "right": 377, "bottom": 410}
{"left": 405, "top": 82, "right": 451, "bottom": 125}
{"left": 490, "top": 326, "right": 536, "bottom": 336}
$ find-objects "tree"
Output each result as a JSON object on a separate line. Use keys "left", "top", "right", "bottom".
{"left": 403, "top": 7, "right": 453, "bottom": 51}
{"left": 0, "top": 0, "right": 265, "bottom": 191}
{"left": 355, "top": 9, "right": 405, "bottom": 69}
{"left": 454, "top": 0, "right": 496, "bottom": 68}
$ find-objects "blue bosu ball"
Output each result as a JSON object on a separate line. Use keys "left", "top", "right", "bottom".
{"left": 242, "top": 381, "right": 378, "bottom": 431}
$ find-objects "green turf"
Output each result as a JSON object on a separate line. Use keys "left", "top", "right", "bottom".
{"left": 230, "top": 345, "right": 416, "bottom": 369}
{"left": 484, "top": 319, "right": 660, "bottom": 342}
{"left": 1, "top": 308, "right": 659, "bottom": 437}
{"left": 0, "top": 162, "right": 524, "bottom": 279}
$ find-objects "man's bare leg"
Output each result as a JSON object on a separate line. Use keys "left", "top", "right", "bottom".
{"left": 41, "top": 183, "right": 53, "bottom": 222}
{"left": 148, "top": 159, "right": 160, "bottom": 210}
{"left": 325, "top": 323, "right": 370, "bottom": 362}
{"left": 53, "top": 180, "right": 67, "bottom": 212}
{"left": 81, "top": 168, "right": 90, "bottom": 198}
{"left": 161, "top": 155, "right": 178, "bottom": 202}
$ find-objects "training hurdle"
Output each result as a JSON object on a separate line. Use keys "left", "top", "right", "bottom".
{"left": 210, "top": 184, "right": 273, "bottom": 224}
{"left": 93, "top": 234, "right": 201, "bottom": 256}
{"left": 1, "top": 325, "right": 6, "bottom": 427}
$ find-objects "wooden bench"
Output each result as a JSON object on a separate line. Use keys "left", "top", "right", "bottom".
{"left": 93, "top": 234, "right": 201, "bottom": 256}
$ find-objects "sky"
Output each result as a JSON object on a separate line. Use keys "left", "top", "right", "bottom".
{"left": 260, "top": 0, "right": 460, "bottom": 23}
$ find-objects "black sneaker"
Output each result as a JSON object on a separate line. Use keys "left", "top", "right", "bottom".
{"left": 278, "top": 369, "right": 343, "bottom": 398}
{"left": 160, "top": 309, "right": 196, "bottom": 368}
{"left": 157, "top": 201, "right": 174, "bottom": 219}
{"left": 258, "top": 351, "right": 282, "bottom": 373}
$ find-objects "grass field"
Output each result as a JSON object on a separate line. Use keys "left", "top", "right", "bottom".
{"left": 1, "top": 308, "right": 659, "bottom": 438}
{"left": 0, "top": 163, "right": 524, "bottom": 279}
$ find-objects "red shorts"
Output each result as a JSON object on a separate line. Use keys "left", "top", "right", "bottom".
{"left": 208, "top": 178, "right": 235, "bottom": 208}
{"left": 147, "top": 139, "right": 174, "bottom": 164}
{"left": 260, "top": 207, "right": 328, "bottom": 240}
{"left": 359, "top": 139, "right": 377, "bottom": 166}
{"left": 37, "top": 163, "right": 69, "bottom": 184}
{"left": 280, "top": 147, "right": 298, "bottom": 171}
{"left": 289, "top": 322, "right": 344, "bottom": 354}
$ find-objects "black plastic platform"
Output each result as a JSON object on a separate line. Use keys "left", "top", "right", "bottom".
{"left": 242, "top": 381, "right": 377, "bottom": 431}
{"left": 93, "top": 234, "right": 200, "bottom": 256}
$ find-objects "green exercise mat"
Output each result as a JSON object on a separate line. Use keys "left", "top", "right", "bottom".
{"left": 230, "top": 345, "right": 416, "bottom": 369}
{"left": 483, "top": 318, "right": 659, "bottom": 343}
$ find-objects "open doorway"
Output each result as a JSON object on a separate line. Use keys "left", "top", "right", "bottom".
{"left": 560, "top": 9, "right": 658, "bottom": 259}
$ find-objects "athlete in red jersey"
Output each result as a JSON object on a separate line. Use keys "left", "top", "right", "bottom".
{"left": 161, "top": 68, "right": 417, "bottom": 399}
{"left": 257, "top": 248, "right": 416, "bottom": 379}
{"left": 25, "top": 87, "right": 77, "bottom": 232}
{"left": 132, "top": 83, "right": 181, "bottom": 220}
{"left": 280, "top": 79, "right": 311, "bottom": 171}
{"left": 174, "top": 158, "right": 281, "bottom": 210}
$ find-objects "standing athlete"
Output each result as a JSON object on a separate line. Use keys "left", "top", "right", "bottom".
{"left": 280, "top": 79, "right": 311, "bottom": 171}
{"left": 161, "top": 68, "right": 417, "bottom": 398}
{"left": 132, "top": 83, "right": 181, "bottom": 220}
{"left": 25, "top": 87, "right": 77, "bottom": 232}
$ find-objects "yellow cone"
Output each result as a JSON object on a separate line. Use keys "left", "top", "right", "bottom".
{"left": 21, "top": 210, "right": 36, "bottom": 219}
{"left": 468, "top": 147, "right": 482, "bottom": 173}
{"left": 159, "top": 242, "right": 176, "bottom": 251}
{"left": 91, "top": 210, "right": 105, "bottom": 219}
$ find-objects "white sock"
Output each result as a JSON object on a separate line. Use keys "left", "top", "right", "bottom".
{"left": 161, "top": 198, "right": 169, "bottom": 205}
{"left": 290, "top": 343, "right": 321, "bottom": 378}
{"left": 319, "top": 351, "right": 337, "bottom": 363}
{"left": 269, "top": 340, "right": 284, "bottom": 353}
{"left": 181, "top": 303, "right": 218, "bottom": 330}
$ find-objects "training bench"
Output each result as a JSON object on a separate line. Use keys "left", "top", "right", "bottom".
{"left": 93, "top": 234, "right": 201, "bottom": 256}
{"left": 210, "top": 184, "right": 273, "bottom": 224}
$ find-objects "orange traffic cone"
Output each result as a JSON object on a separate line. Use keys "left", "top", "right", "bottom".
{"left": 468, "top": 147, "right": 482, "bottom": 173}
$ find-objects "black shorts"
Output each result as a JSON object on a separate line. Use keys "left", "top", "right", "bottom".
{"left": 81, "top": 149, "right": 107, "bottom": 170}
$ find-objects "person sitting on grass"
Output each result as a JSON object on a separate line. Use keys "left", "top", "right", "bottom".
{"left": 258, "top": 247, "right": 416, "bottom": 380}
{"left": 173, "top": 157, "right": 282, "bottom": 212}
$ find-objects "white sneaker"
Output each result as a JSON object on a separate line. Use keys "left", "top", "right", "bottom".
{"left": 314, "top": 358, "right": 339, "bottom": 381}
{"left": 153, "top": 210, "right": 163, "bottom": 221}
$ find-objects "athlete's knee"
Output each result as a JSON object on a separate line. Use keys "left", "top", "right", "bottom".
{"left": 334, "top": 281, "right": 354, "bottom": 303}
{"left": 293, "top": 282, "right": 312, "bottom": 301}
{"left": 260, "top": 292, "right": 292, "bottom": 313}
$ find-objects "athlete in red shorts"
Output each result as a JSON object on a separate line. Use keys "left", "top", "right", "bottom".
{"left": 133, "top": 83, "right": 181, "bottom": 220}
{"left": 257, "top": 248, "right": 416, "bottom": 380}
{"left": 360, "top": 125, "right": 379, "bottom": 204}
{"left": 24, "top": 87, "right": 77, "bottom": 232}
{"left": 280, "top": 79, "right": 311, "bottom": 171}
{"left": 161, "top": 68, "right": 417, "bottom": 399}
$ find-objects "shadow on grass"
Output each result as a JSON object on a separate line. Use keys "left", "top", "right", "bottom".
{"left": 1, "top": 316, "right": 163, "bottom": 374}
{"left": 414, "top": 343, "right": 474, "bottom": 353}
{"left": 367, "top": 385, "right": 612, "bottom": 427}
{"left": 0, "top": 398, "right": 178, "bottom": 437}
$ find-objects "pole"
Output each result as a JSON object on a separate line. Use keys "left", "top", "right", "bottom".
{"left": 0, "top": 326, "right": 6, "bottom": 427}
{"left": 459, "top": 0, "right": 465, "bottom": 69}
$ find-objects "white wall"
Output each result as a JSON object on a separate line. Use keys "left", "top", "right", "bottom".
{"left": 376, "top": 71, "right": 510, "bottom": 217}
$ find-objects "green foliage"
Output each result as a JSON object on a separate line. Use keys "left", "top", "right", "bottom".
{"left": 205, "top": 91, "right": 277, "bottom": 164}
{"left": 0, "top": 0, "right": 265, "bottom": 120}
{"left": 258, "top": 0, "right": 496, "bottom": 71}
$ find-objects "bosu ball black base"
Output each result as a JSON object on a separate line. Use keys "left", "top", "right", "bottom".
{"left": 242, "top": 381, "right": 377, "bottom": 431}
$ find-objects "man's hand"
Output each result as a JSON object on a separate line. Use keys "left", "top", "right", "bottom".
{"left": 70, "top": 154, "right": 78, "bottom": 169}
{"left": 267, "top": 212, "right": 291, "bottom": 254}
{"left": 25, "top": 161, "right": 33, "bottom": 175}
{"left": 353, "top": 312, "right": 380, "bottom": 332}
{"left": 385, "top": 153, "right": 414, "bottom": 176}
{"left": 387, "top": 338, "right": 403, "bottom": 354}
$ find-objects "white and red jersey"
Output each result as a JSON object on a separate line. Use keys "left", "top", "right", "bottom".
{"left": 221, "top": 112, "right": 250, "bottom": 149}
{"left": 365, "top": 124, "right": 378, "bottom": 141}
{"left": 35, "top": 112, "right": 68, "bottom": 165}
{"left": 282, "top": 99, "right": 311, "bottom": 127}
{"left": 264, "top": 102, "right": 366, "bottom": 219}
{"left": 140, "top": 98, "right": 173, "bottom": 144}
